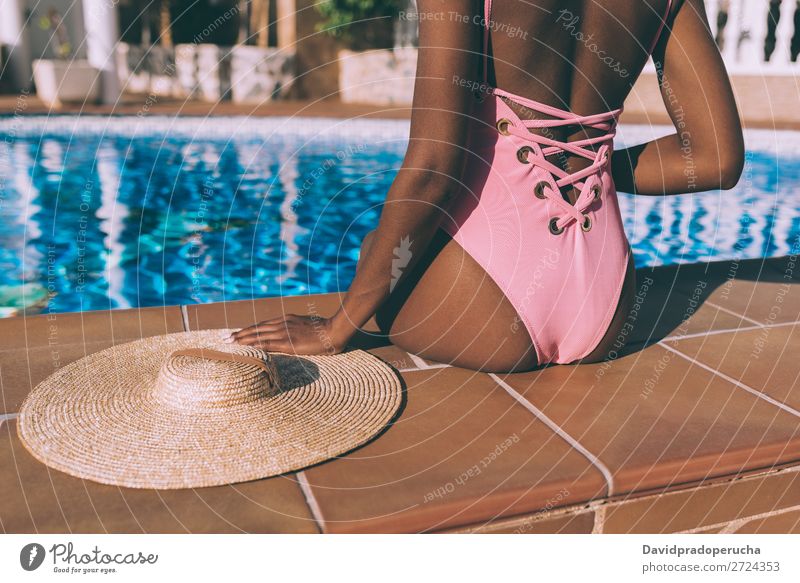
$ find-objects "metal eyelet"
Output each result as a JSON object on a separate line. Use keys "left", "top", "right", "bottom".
{"left": 534, "top": 181, "right": 549, "bottom": 199}
{"left": 496, "top": 118, "right": 512, "bottom": 136}
{"left": 548, "top": 217, "right": 564, "bottom": 235}
{"left": 581, "top": 214, "right": 592, "bottom": 232}
{"left": 517, "top": 146, "right": 534, "bottom": 164}
{"left": 591, "top": 185, "right": 601, "bottom": 200}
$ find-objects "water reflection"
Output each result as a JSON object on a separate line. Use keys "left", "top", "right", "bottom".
{"left": 0, "top": 128, "right": 797, "bottom": 315}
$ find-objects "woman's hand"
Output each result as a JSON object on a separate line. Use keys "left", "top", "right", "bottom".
{"left": 227, "top": 314, "right": 350, "bottom": 355}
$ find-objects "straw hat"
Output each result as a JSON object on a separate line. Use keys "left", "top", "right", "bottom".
{"left": 17, "top": 329, "right": 403, "bottom": 489}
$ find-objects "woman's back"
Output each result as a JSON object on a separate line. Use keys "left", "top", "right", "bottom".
{"left": 234, "top": 0, "right": 744, "bottom": 374}
{"left": 489, "top": 0, "right": 672, "bottom": 116}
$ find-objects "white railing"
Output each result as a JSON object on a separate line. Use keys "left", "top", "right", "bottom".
{"left": 395, "top": 0, "right": 800, "bottom": 76}
{"left": 708, "top": 0, "right": 799, "bottom": 74}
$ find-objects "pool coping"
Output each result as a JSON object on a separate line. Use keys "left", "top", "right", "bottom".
{"left": 2, "top": 255, "right": 800, "bottom": 533}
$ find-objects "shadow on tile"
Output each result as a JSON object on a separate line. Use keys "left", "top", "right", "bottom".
{"left": 620, "top": 256, "right": 797, "bottom": 356}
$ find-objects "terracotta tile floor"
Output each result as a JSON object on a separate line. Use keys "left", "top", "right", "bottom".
{"left": 1, "top": 257, "right": 799, "bottom": 533}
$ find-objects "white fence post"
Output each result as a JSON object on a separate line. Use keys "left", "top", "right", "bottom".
{"left": 770, "top": 0, "right": 796, "bottom": 68}
{"left": 721, "top": 0, "right": 744, "bottom": 64}
{"left": 706, "top": 0, "right": 721, "bottom": 40}
{"left": 739, "top": 0, "right": 770, "bottom": 67}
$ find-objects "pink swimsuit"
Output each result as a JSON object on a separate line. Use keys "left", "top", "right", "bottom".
{"left": 443, "top": 0, "right": 672, "bottom": 365}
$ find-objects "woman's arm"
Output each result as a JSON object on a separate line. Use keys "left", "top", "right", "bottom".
{"left": 612, "top": 0, "right": 745, "bottom": 195}
{"left": 231, "top": 0, "right": 482, "bottom": 352}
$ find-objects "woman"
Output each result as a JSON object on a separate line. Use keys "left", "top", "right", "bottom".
{"left": 230, "top": 0, "right": 744, "bottom": 372}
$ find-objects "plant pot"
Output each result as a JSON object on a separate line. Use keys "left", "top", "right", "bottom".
{"left": 230, "top": 45, "right": 295, "bottom": 104}
{"left": 32, "top": 59, "right": 100, "bottom": 107}
{"left": 338, "top": 48, "right": 417, "bottom": 105}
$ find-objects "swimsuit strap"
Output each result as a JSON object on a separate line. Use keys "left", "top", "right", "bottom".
{"left": 479, "top": 1, "right": 674, "bottom": 230}
{"left": 499, "top": 107, "right": 619, "bottom": 230}
{"left": 482, "top": 0, "right": 493, "bottom": 83}
{"left": 647, "top": 0, "right": 674, "bottom": 56}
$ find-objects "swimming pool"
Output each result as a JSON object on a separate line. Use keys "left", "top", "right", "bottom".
{"left": 0, "top": 115, "right": 797, "bottom": 315}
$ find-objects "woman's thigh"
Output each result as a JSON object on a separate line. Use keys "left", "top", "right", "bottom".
{"left": 370, "top": 228, "right": 538, "bottom": 372}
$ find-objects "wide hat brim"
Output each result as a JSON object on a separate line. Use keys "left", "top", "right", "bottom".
{"left": 18, "top": 330, "right": 403, "bottom": 489}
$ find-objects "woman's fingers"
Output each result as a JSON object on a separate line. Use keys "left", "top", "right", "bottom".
{"left": 233, "top": 328, "right": 289, "bottom": 345}
{"left": 227, "top": 315, "right": 331, "bottom": 355}
{"left": 233, "top": 323, "right": 286, "bottom": 339}
{"left": 246, "top": 337, "right": 294, "bottom": 352}
{"left": 231, "top": 322, "right": 291, "bottom": 343}
{"left": 230, "top": 315, "right": 305, "bottom": 339}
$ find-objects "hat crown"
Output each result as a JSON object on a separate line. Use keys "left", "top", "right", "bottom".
{"left": 153, "top": 346, "right": 280, "bottom": 411}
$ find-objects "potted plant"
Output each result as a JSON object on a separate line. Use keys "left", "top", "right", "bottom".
{"left": 316, "top": 0, "right": 403, "bottom": 51}
{"left": 32, "top": 8, "right": 100, "bottom": 107}
{"left": 316, "top": 0, "right": 415, "bottom": 105}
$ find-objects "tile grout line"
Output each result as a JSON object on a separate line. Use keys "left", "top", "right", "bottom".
{"left": 591, "top": 504, "right": 607, "bottom": 534}
{"left": 662, "top": 319, "right": 800, "bottom": 343}
{"left": 179, "top": 305, "right": 190, "bottom": 332}
{"left": 659, "top": 342, "right": 800, "bottom": 418}
{"left": 0, "top": 412, "right": 19, "bottom": 430}
{"left": 677, "top": 502, "right": 800, "bottom": 534}
{"left": 703, "top": 300, "right": 764, "bottom": 327}
{"left": 489, "top": 373, "right": 616, "bottom": 496}
{"left": 296, "top": 471, "right": 326, "bottom": 534}
{"left": 662, "top": 324, "right": 762, "bottom": 342}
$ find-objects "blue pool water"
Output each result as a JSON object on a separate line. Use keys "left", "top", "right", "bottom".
{"left": 0, "top": 115, "right": 798, "bottom": 315}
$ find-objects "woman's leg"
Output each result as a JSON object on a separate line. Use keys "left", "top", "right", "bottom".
{"left": 357, "top": 229, "right": 537, "bottom": 372}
